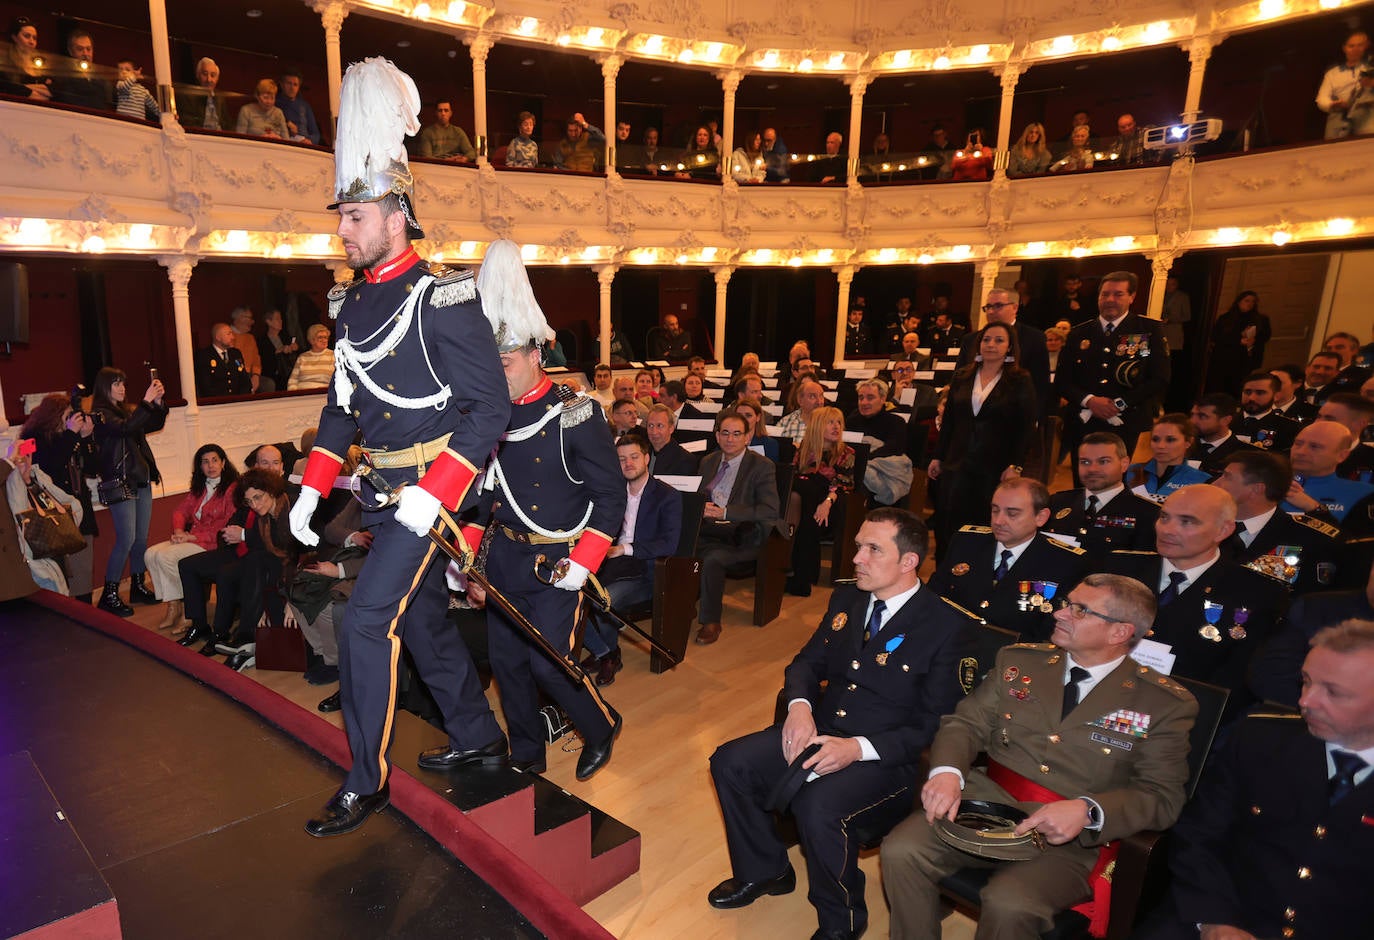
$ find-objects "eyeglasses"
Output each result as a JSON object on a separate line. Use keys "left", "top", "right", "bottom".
{"left": 717, "top": 429, "right": 746, "bottom": 438}
{"left": 980, "top": 302, "right": 1016, "bottom": 313}
{"left": 1054, "top": 597, "right": 1116, "bottom": 622}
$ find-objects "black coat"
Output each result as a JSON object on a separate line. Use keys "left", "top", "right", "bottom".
{"left": 1247, "top": 590, "right": 1373, "bottom": 707}
{"left": 93, "top": 400, "right": 166, "bottom": 487}
{"left": 1056, "top": 313, "right": 1170, "bottom": 442}
{"left": 957, "top": 322, "right": 1052, "bottom": 418}
{"left": 935, "top": 367, "right": 1037, "bottom": 474}
{"left": 1186, "top": 433, "right": 1254, "bottom": 476}
{"left": 1043, "top": 487, "right": 1159, "bottom": 555}
{"left": 1235, "top": 410, "right": 1300, "bottom": 453}
{"left": 650, "top": 440, "right": 700, "bottom": 477}
{"left": 194, "top": 344, "right": 251, "bottom": 397}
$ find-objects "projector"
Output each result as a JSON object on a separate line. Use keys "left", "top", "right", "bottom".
{"left": 1143, "top": 118, "right": 1223, "bottom": 149}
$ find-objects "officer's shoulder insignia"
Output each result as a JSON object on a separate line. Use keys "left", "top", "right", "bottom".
{"left": 327, "top": 277, "right": 361, "bottom": 319}
{"left": 958, "top": 525, "right": 994, "bottom": 535}
{"left": 1113, "top": 550, "right": 1156, "bottom": 556}
{"left": 427, "top": 264, "right": 477, "bottom": 307}
{"left": 1137, "top": 669, "right": 1191, "bottom": 700}
{"left": 937, "top": 596, "right": 983, "bottom": 621}
{"left": 555, "top": 382, "right": 596, "bottom": 428}
{"left": 1246, "top": 709, "right": 1303, "bottom": 721}
{"left": 1044, "top": 535, "right": 1087, "bottom": 555}
{"left": 1007, "top": 642, "right": 1055, "bottom": 652}
{"left": 1293, "top": 514, "right": 1340, "bottom": 539}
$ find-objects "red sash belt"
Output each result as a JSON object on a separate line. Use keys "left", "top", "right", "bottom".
{"left": 985, "top": 760, "right": 1119, "bottom": 938}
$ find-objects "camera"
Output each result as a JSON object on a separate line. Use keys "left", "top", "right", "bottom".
{"left": 69, "top": 382, "right": 92, "bottom": 419}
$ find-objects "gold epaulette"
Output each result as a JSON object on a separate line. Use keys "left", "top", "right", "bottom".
{"left": 1293, "top": 514, "right": 1340, "bottom": 539}
{"left": 938, "top": 596, "right": 984, "bottom": 621}
{"left": 959, "top": 525, "right": 994, "bottom": 534}
{"left": 1008, "top": 642, "right": 1056, "bottom": 651}
{"left": 1043, "top": 535, "right": 1087, "bottom": 555}
{"left": 326, "top": 276, "right": 362, "bottom": 319}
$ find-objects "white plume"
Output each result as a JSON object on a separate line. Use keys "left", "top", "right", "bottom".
{"left": 476, "top": 240, "right": 554, "bottom": 348}
{"left": 334, "top": 57, "right": 420, "bottom": 196}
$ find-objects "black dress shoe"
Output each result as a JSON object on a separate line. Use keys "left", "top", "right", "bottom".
{"left": 810, "top": 929, "right": 863, "bottom": 940}
{"left": 215, "top": 636, "right": 255, "bottom": 655}
{"left": 199, "top": 637, "right": 222, "bottom": 656}
{"left": 575, "top": 709, "right": 623, "bottom": 781}
{"left": 177, "top": 623, "right": 210, "bottom": 647}
{"left": 511, "top": 756, "right": 546, "bottom": 774}
{"left": 595, "top": 648, "right": 623, "bottom": 686}
{"left": 225, "top": 650, "right": 255, "bottom": 672}
{"left": 304, "top": 784, "right": 390, "bottom": 838}
{"left": 706, "top": 865, "right": 797, "bottom": 909}
{"left": 418, "top": 734, "right": 509, "bottom": 770}
{"left": 318, "top": 691, "right": 342, "bottom": 712}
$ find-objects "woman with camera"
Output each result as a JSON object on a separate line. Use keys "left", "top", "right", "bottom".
{"left": 19, "top": 391, "right": 100, "bottom": 602}
{"left": 92, "top": 367, "right": 167, "bottom": 615}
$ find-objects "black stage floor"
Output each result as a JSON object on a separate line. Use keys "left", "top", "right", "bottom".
{"left": 0, "top": 599, "right": 542, "bottom": 939}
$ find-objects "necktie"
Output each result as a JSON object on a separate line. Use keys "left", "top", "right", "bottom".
{"left": 709, "top": 457, "right": 730, "bottom": 504}
{"left": 204, "top": 95, "right": 219, "bottom": 129}
{"left": 1158, "top": 570, "right": 1187, "bottom": 607}
{"left": 1062, "top": 666, "right": 1091, "bottom": 719}
{"left": 863, "top": 599, "right": 887, "bottom": 645}
{"left": 1330, "top": 750, "right": 1367, "bottom": 806}
{"left": 994, "top": 549, "right": 1013, "bottom": 582}
{"left": 1085, "top": 494, "right": 1100, "bottom": 518}
{"left": 1229, "top": 520, "right": 1247, "bottom": 552}
{"left": 1104, "top": 321, "right": 1116, "bottom": 338}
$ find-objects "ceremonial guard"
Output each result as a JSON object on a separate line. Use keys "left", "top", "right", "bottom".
{"left": 288, "top": 59, "right": 510, "bottom": 837}
{"left": 461, "top": 240, "right": 627, "bottom": 780}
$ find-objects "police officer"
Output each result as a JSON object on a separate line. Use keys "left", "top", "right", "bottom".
{"left": 1235, "top": 369, "right": 1300, "bottom": 453}
{"left": 1055, "top": 271, "right": 1170, "bottom": 483}
{"left": 1187, "top": 393, "right": 1255, "bottom": 476}
{"left": 1283, "top": 420, "right": 1374, "bottom": 524}
{"left": 929, "top": 478, "right": 1089, "bottom": 642}
{"left": 288, "top": 58, "right": 510, "bottom": 837}
{"left": 461, "top": 240, "right": 627, "bottom": 780}
{"left": 1045, "top": 431, "right": 1160, "bottom": 555}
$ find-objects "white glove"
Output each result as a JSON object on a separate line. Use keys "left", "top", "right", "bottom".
{"left": 289, "top": 486, "right": 321, "bottom": 546}
{"left": 554, "top": 558, "right": 589, "bottom": 592}
{"left": 445, "top": 559, "right": 467, "bottom": 592}
{"left": 394, "top": 484, "right": 442, "bottom": 537}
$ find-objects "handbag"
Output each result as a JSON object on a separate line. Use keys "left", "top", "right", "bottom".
{"left": 254, "top": 620, "right": 307, "bottom": 671}
{"left": 97, "top": 477, "right": 135, "bottom": 505}
{"left": 18, "top": 483, "right": 84, "bottom": 559}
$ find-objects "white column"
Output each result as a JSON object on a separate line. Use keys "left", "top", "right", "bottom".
{"left": 468, "top": 36, "right": 492, "bottom": 165}
{"left": 834, "top": 266, "right": 855, "bottom": 364}
{"left": 712, "top": 266, "right": 733, "bottom": 364}
{"left": 159, "top": 256, "right": 199, "bottom": 415}
{"left": 1182, "top": 38, "right": 1214, "bottom": 122}
{"left": 845, "top": 76, "right": 867, "bottom": 181}
{"left": 312, "top": 0, "right": 349, "bottom": 129}
{"left": 994, "top": 64, "right": 1021, "bottom": 178}
{"left": 1146, "top": 252, "right": 1178, "bottom": 320}
{"left": 720, "top": 70, "right": 742, "bottom": 170}
{"left": 600, "top": 55, "right": 622, "bottom": 177}
{"left": 146, "top": 0, "right": 173, "bottom": 109}
{"left": 975, "top": 259, "right": 1000, "bottom": 329}
{"left": 597, "top": 265, "right": 617, "bottom": 362}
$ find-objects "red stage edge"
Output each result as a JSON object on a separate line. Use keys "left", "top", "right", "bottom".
{"left": 30, "top": 590, "right": 615, "bottom": 940}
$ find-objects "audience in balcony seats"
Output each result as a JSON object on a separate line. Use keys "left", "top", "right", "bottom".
{"left": 1049, "top": 124, "right": 1095, "bottom": 173}
{"left": 648, "top": 313, "right": 693, "bottom": 361}
{"left": 761, "top": 126, "right": 790, "bottom": 183}
{"left": 1, "top": 16, "right": 50, "bottom": 100}
{"left": 645, "top": 403, "right": 699, "bottom": 477}
{"left": 1110, "top": 112, "right": 1150, "bottom": 166}
{"left": 1127, "top": 413, "right": 1212, "bottom": 501}
{"left": 1060, "top": 108, "right": 1092, "bottom": 146}
{"left": 843, "top": 305, "right": 873, "bottom": 358}
{"left": 417, "top": 100, "right": 475, "bottom": 162}
{"left": 609, "top": 398, "right": 641, "bottom": 435}
{"left": 920, "top": 124, "right": 956, "bottom": 179}
{"left": 1317, "top": 30, "right": 1371, "bottom": 139}
{"left": 640, "top": 126, "right": 662, "bottom": 173}
{"left": 693, "top": 412, "right": 780, "bottom": 646}
{"left": 948, "top": 128, "right": 993, "bottom": 181}
{"left": 229, "top": 306, "right": 268, "bottom": 392}
{"left": 505, "top": 110, "right": 539, "bottom": 167}
{"left": 866, "top": 132, "right": 897, "bottom": 181}
{"left": 275, "top": 69, "right": 320, "bottom": 144}
{"left": 1345, "top": 67, "right": 1374, "bottom": 135}
{"left": 785, "top": 407, "right": 854, "bottom": 597}
{"left": 1014, "top": 278, "right": 1049, "bottom": 328}
{"left": 612, "top": 118, "right": 632, "bottom": 159}
{"left": 287, "top": 323, "right": 335, "bottom": 390}
{"left": 1056, "top": 272, "right": 1097, "bottom": 322}
{"left": 601, "top": 324, "right": 634, "bottom": 363}
{"left": 143, "top": 443, "right": 240, "bottom": 634}
{"left": 1206, "top": 290, "right": 1270, "bottom": 394}
{"left": 4, "top": 437, "right": 83, "bottom": 595}
{"left": 260, "top": 308, "right": 300, "bottom": 390}
{"left": 878, "top": 297, "right": 911, "bottom": 353}
{"left": 19, "top": 393, "right": 99, "bottom": 603}
{"left": 579, "top": 432, "right": 682, "bottom": 686}
{"left": 194, "top": 322, "right": 250, "bottom": 396}
{"left": 676, "top": 124, "right": 720, "bottom": 179}
{"left": 51, "top": 30, "right": 112, "bottom": 111}
{"left": 816, "top": 131, "right": 847, "bottom": 184}
{"left": 553, "top": 111, "right": 603, "bottom": 172}
{"left": 922, "top": 306, "right": 965, "bottom": 350}
{"left": 177, "top": 57, "right": 230, "bottom": 131}
{"left": 732, "top": 400, "right": 779, "bottom": 462}
{"left": 1006, "top": 122, "right": 1052, "bottom": 177}
{"left": 731, "top": 131, "right": 766, "bottom": 183}
{"left": 115, "top": 60, "right": 159, "bottom": 122}
{"left": 236, "top": 78, "right": 288, "bottom": 139}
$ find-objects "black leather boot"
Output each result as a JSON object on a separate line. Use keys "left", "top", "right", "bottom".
{"left": 97, "top": 581, "right": 133, "bottom": 617}
{"left": 128, "top": 571, "right": 157, "bottom": 605}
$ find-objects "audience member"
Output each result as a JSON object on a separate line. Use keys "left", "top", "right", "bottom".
{"left": 603, "top": 324, "right": 634, "bottom": 363}
{"left": 260, "top": 308, "right": 300, "bottom": 390}
{"left": 776, "top": 376, "right": 826, "bottom": 445}
{"left": 728, "top": 400, "right": 775, "bottom": 461}
{"left": 553, "top": 112, "right": 603, "bottom": 172}
{"left": 587, "top": 363, "right": 615, "bottom": 407}
{"left": 1044, "top": 327, "right": 1066, "bottom": 382}
{"left": 1, "top": 16, "right": 51, "bottom": 100}
{"left": 1319, "top": 391, "right": 1374, "bottom": 480}
{"left": 236, "top": 78, "right": 288, "bottom": 139}
{"left": 178, "top": 57, "right": 229, "bottom": 130}
{"left": 287, "top": 494, "right": 369, "bottom": 702}
{"left": 785, "top": 407, "right": 855, "bottom": 596}
{"left": 1127, "top": 413, "right": 1211, "bottom": 500}
{"left": 1110, "top": 113, "right": 1146, "bottom": 166}
{"left": 921, "top": 124, "right": 956, "bottom": 179}
{"left": 1045, "top": 432, "right": 1160, "bottom": 554}
{"left": 1206, "top": 290, "right": 1270, "bottom": 394}
{"left": 849, "top": 378, "right": 911, "bottom": 506}
{"left": 1271, "top": 362, "right": 1316, "bottom": 421}
{"left": 1283, "top": 420, "right": 1374, "bottom": 521}
{"left": 958, "top": 287, "right": 1051, "bottom": 418}
{"left": 417, "top": 100, "right": 475, "bottom": 162}
{"left": 1056, "top": 273, "right": 1097, "bottom": 323}
{"left": 609, "top": 397, "right": 640, "bottom": 435}
{"left": 275, "top": 69, "right": 320, "bottom": 144}
{"left": 648, "top": 313, "right": 693, "bottom": 361}
{"left": 606, "top": 375, "right": 649, "bottom": 422}
{"left": 1006, "top": 121, "right": 1052, "bottom": 177}
{"left": 4, "top": 438, "right": 83, "bottom": 594}
{"left": 922, "top": 307, "right": 965, "bottom": 350}
{"left": 1323, "top": 330, "right": 1373, "bottom": 392}
{"left": 19, "top": 393, "right": 99, "bottom": 603}
{"left": 1049, "top": 124, "right": 1094, "bottom": 173}
{"left": 229, "top": 307, "right": 267, "bottom": 392}
{"left": 644, "top": 404, "right": 698, "bottom": 476}
{"left": 114, "top": 59, "right": 159, "bottom": 121}
{"left": 658, "top": 380, "right": 700, "bottom": 424}
{"left": 1160, "top": 276, "right": 1191, "bottom": 388}
{"left": 1187, "top": 393, "right": 1253, "bottom": 474}
{"left": 761, "top": 127, "right": 790, "bottom": 183}
{"left": 683, "top": 372, "right": 707, "bottom": 403}
{"left": 288, "top": 323, "right": 335, "bottom": 390}
{"left": 1316, "top": 30, "right": 1371, "bottom": 139}
{"left": 948, "top": 128, "right": 993, "bottom": 181}
{"left": 677, "top": 124, "right": 720, "bottom": 179}
{"left": 506, "top": 110, "right": 539, "bottom": 167}
{"left": 816, "top": 131, "right": 846, "bottom": 184}
{"left": 640, "top": 126, "right": 662, "bottom": 172}
{"left": 842, "top": 305, "right": 872, "bottom": 358}
{"left": 1235, "top": 369, "right": 1300, "bottom": 452}
{"left": 730, "top": 130, "right": 766, "bottom": 183}
{"left": 191, "top": 323, "right": 243, "bottom": 400}
{"left": 51, "top": 29, "right": 112, "bottom": 111}
{"left": 1297, "top": 350, "right": 1343, "bottom": 407}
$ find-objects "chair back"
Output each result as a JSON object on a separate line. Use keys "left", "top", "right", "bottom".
{"left": 1170, "top": 675, "right": 1230, "bottom": 798}
{"left": 674, "top": 490, "right": 707, "bottom": 557}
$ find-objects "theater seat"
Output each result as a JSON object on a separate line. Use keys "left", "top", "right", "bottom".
{"left": 723, "top": 464, "right": 796, "bottom": 627}
{"left": 615, "top": 490, "right": 706, "bottom": 674}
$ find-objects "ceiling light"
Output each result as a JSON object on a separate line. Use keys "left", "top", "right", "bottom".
{"left": 412, "top": 2, "right": 431, "bottom": 19}
{"left": 916, "top": 253, "right": 934, "bottom": 265}
{"left": 517, "top": 16, "right": 539, "bottom": 35}
{"left": 969, "top": 45, "right": 990, "bottom": 62}
{"left": 1326, "top": 218, "right": 1355, "bottom": 236}
{"left": 643, "top": 34, "right": 664, "bottom": 55}
{"left": 1069, "top": 246, "right": 1090, "bottom": 258}
{"left": 798, "top": 57, "right": 814, "bottom": 72}
{"left": 1052, "top": 35, "right": 1077, "bottom": 55}
{"left": 80, "top": 235, "right": 106, "bottom": 253}
{"left": 892, "top": 50, "right": 912, "bottom": 68}
{"left": 1101, "top": 35, "right": 1122, "bottom": 51}
{"left": 1258, "top": 0, "right": 1286, "bottom": 17}
{"left": 447, "top": 1, "right": 467, "bottom": 19}
{"left": 1271, "top": 230, "right": 1292, "bottom": 246}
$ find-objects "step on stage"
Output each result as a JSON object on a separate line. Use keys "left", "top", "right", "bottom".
{"left": 0, "top": 595, "right": 638, "bottom": 939}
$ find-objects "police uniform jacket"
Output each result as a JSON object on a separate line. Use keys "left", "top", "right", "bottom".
{"left": 1044, "top": 487, "right": 1159, "bottom": 555}
{"left": 1187, "top": 434, "right": 1254, "bottom": 476}
{"left": 844, "top": 323, "right": 873, "bottom": 358}
{"left": 782, "top": 584, "right": 975, "bottom": 767}
{"left": 1236, "top": 410, "right": 1300, "bottom": 453}
{"left": 1224, "top": 510, "right": 1340, "bottom": 596}
{"left": 1247, "top": 590, "right": 1373, "bottom": 708}
{"left": 1056, "top": 313, "right": 1170, "bottom": 439}
{"left": 1337, "top": 442, "right": 1374, "bottom": 484}
{"left": 1281, "top": 472, "right": 1374, "bottom": 523}
{"left": 1275, "top": 397, "right": 1318, "bottom": 423}
{"left": 928, "top": 528, "right": 1088, "bottom": 642}
{"left": 930, "top": 643, "right": 1197, "bottom": 844}
{"left": 1161, "top": 714, "right": 1370, "bottom": 939}
{"left": 1101, "top": 551, "right": 1289, "bottom": 705}
{"left": 194, "top": 344, "right": 251, "bottom": 397}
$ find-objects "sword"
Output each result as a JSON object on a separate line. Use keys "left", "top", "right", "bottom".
{"left": 355, "top": 465, "right": 587, "bottom": 684}
{"left": 532, "top": 555, "right": 681, "bottom": 668}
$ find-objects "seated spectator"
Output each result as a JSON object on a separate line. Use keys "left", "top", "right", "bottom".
{"left": 260, "top": 308, "right": 300, "bottom": 390}
{"left": 733, "top": 371, "right": 769, "bottom": 409}
{"left": 922, "top": 307, "right": 965, "bottom": 349}
{"left": 761, "top": 126, "right": 789, "bottom": 183}
{"left": 553, "top": 112, "right": 604, "bottom": 172}
{"left": 1049, "top": 124, "right": 1094, "bottom": 173}
{"left": 1006, "top": 121, "right": 1051, "bottom": 177}
{"left": 1324, "top": 330, "right": 1373, "bottom": 393}
{"left": 1283, "top": 420, "right": 1374, "bottom": 522}
{"left": 1127, "top": 413, "right": 1211, "bottom": 501}
{"left": 1187, "top": 393, "right": 1254, "bottom": 475}
{"left": 785, "top": 407, "right": 854, "bottom": 596}
{"left": 194, "top": 322, "right": 252, "bottom": 397}
{"left": 693, "top": 412, "right": 780, "bottom": 646}
{"left": 634, "top": 368, "right": 658, "bottom": 407}
{"left": 4, "top": 438, "right": 83, "bottom": 595}
{"left": 505, "top": 110, "right": 539, "bottom": 168}
{"left": 236, "top": 79, "right": 289, "bottom": 139}
{"left": 114, "top": 59, "right": 159, "bottom": 122}
{"left": 920, "top": 124, "right": 956, "bottom": 179}
{"left": 1317, "top": 30, "right": 1370, "bottom": 139}
{"left": 658, "top": 380, "right": 701, "bottom": 424}
{"left": 1110, "top": 112, "right": 1146, "bottom": 166}
{"left": 730, "top": 131, "right": 766, "bottom": 183}
{"left": 676, "top": 124, "right": 720, "bottom": 179}
{"left": 287, "top": 323, "right": 335, "bottom": 390}
{"left": 645, "top": 404, "right": 699, "bottom": 477}
{"left": 417, "top": 100, "right": 475, "bottom": 162}
{"left": 1044, "top": 432, "right": 1159, "bottom": 555}
{"left": 580, "top": 433, "right": 682, "bottom": 685}
{"left": 1322, "top": 392, "right": 1374, "bottom": 480}
{"left": 1235, "top": 369, "right": 1300, "bottom": 451}
{"left": 683, "top": 372, "right": 707, "bottom": 403}
{"left": 849, "top": 378, "right": 911, "bottom": 506}
{"left": 143, "top": 444, "right": 240, "bottom": 633}
{"left": 275, "top": 69, "right": 320, "bottom": 144}
{"left": 177, "top": 57, "right": 229, "bottom": 130}
{"left": 608, "top": 398, "right": 640, "bottom": 435}
{"left": 731, "top": 400, "right": 778, "bottom": 462}
{"left": 245, "top": 443, "right": 286, "bottom": 476}
{"left": 588, "top": 362, "right": 615, "bottom": 407}
{"left": 1271, "top": 362, "right": 1315, "bottom": 421}
{"left": 648, "top": 314, "right": 693, "bottom": 361}
{"left": 229, "top": 306, "right": 267, "bottom": 392}
{"left": 777, "top": 376, "right": 827, "bottom": 445}
{"left": 640, "top": 126, "right": 662, "bottom": 173}
{"left": 1, "top": 17, "right": 51, "bottom": 100}
{"left": 602, "top": 324, "right": 634, "bottom": 363}
{"left": 816, "top": 131, "right": 846, "bottom": 184}
{"left": 606, "top": 375, "right": 649, "bottom": 422}
{"left": 948, "top": 128, "right": 993, "bottom": 181}
{"left": 51, "top": 30, "right": 112, "bottom": 111}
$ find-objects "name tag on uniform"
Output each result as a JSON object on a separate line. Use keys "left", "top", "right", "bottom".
{"left": 1090, "top": 731, "right": 1134, "bottom": 750}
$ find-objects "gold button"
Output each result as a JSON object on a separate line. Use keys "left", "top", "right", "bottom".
{"left": 352, "top": 409, "right": 361, "bottom": 417}
{"left": 1004, "top": 713, "right": 1013, "bottom": 720}
{"left": 851, "top": 660, "right": 860, "bottom": 670}
{"left": 389, "top": 349, "right": 397, "bottom": 356}
{"left": 1048, "top": 734, "right": 1061, "bottom": 744}
{"left": 1297, "top": 867, "right": 1311, "bottom": 880}
{"left": 405, "top": 283, "right": 413, "bottom": 292}
{"left": 848, "top": 683, "right": 857, "bottom": 691}
{"left": 901, "top": 664, "right": 909, "bottom": 672}
{"left": 1039, "top": 764, "right": 1050, "bottom": 774}
{"left": 1284, "top": 907, "right": 1296, "bottom": 922}
{"left": 1314, "top": 825, "right": 1326, "bottom": 838}
{"left": 979, "top": 600, "right": 989, "bottom": 609}
{"left": 836, "top": 709, "right": 847, "bottom": 718}
{"left": 1282, "top": 929, "right": 1294, "bottom": 939}
{"left": 531, "top": 504, "right": 538, "bottom": 511}
{"left": 386, "top": 383, "right": 395, "bottom": 390}
{"left": 382, "top": 412, "right": 391, "bottom": 420}
{"left": 1250, "top": 805, "right": 1262, "bottom": 815}
{"left": 534, "top": 457, "right": 541, "bottom": 463}
{"left": 539, "top": 430, "right": 546, "bottom": 437}
{"left": 545, "top": 403, "right": 553, "bottom": 410}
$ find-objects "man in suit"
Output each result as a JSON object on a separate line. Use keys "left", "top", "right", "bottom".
{"left": 1045, "top": 432, "right": 1160, "bottom": 554}
{"left": 1137, "top": 619, "right": 1374, "bottom": 940}
{"left": 958, "top": 287, "right": 1051, "bottom": 419}
{"left": 194, "top": 322, "right": 252, "bottom": 397}
{"left": 881, "top": 573, "right": 1198, "bottom": 939}
{"left": 709, "top": 509, "right": 976, "bottom": 940}
{"left": 1236, "top": 370, "right": 1301, "bottom": 453}
{"left": 1056, "top": 271, "right": 1170, "bottom": 480}
{"left": 644, "top": 404, "right": 699, "bottom": 477}
{"left": 658, "top": 380, "right": 703, "bottom": 426}
{"left": 1188, "top": 393, "right": 1254, "bottom": 475}
{"left": 1102, "top": 484, "right": 1289, "bottom": 713}
{"left": 1271, "top": 363, "right": 1318, "bottom": 424}
{"left": 930, "top": 478, "right": 1089, "bottom": 641}
{"left": 1213, "top": 449, "right": 1341, "bottom": 595}
{"left": 694, "top": 412, "right": 779, "bottom": 645}
{"left": 177, "top": 57, "right": 232, "bottom": 131}
{"left": 580, "top": 433, "right": 682, "bottom": 685}
{"left": 1320, "top": 392, "right": 1374, "bottom": 482}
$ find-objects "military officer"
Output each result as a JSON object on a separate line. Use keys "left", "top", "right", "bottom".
{"left": 1235, "top": 370, "right": 1301, "bottom": 453}
{"left": 457, "top": 239, "right": 627, "bottom": 780}
{"left": 1045, "top": 432, "right": 1160, "bottom": 555}
{"left": 1282, "top": 420, "right": 1374, "bottom": 523}
{"left": 1137, "top": 619, "right": 1374, "bottom": 940}
{"left": 1213, "top": 450, "right": 1340, "bottom": 595}
{"left": 1055, "top": 271, "right": 1170, "bottom": 483}
{"left": 929, "top": 478, "right": 1089, "bottom": 642}
{"left": 288, "top": 58, "right": 510, "bottom": 837}
{"left": 880, "top": 573, "right": 1198, "bottom": 939}
{"left": 1101, "top": 485, "right": 1289, "bottom": 717}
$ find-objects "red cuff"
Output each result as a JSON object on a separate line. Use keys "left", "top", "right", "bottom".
{"left": 569, "top": 528, "right": 613, "bottom": 572}
{"left": 418, "top": 449, "right": 478, "bottom": 510}
{"left": 301, "top": 449, "right": 343, "bottom": 494}
{"left": 456, "top": 524, "right": 485, "bottom": 554}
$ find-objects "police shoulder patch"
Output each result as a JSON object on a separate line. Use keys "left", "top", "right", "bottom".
{"left": 1293, "top": 514, "right": 1340, "bottom": 539}
{"left": 1044, "top": 535, "right": 1087, "bottom": 555}
{"left": 427, "top": 264, "right": 477, "bottom": 307}
{"left": 958, "top": 525, "right": 994, "bottom": 535}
